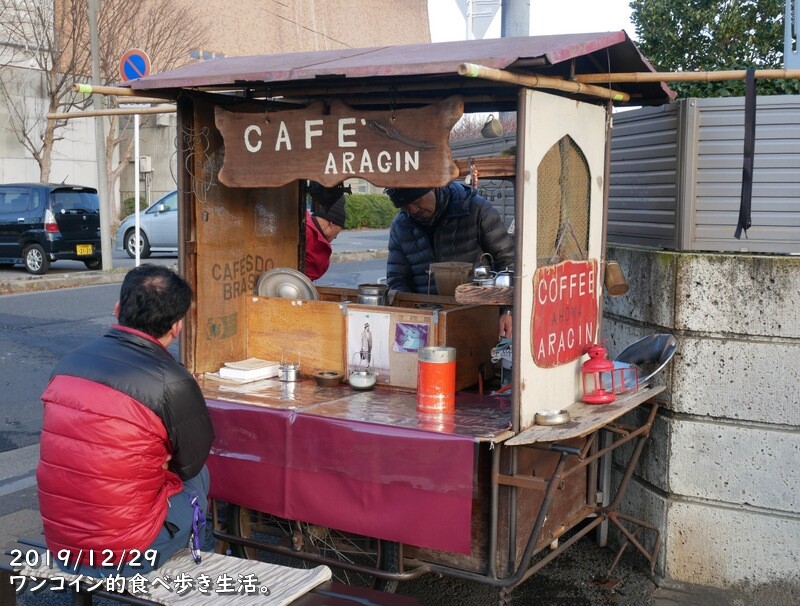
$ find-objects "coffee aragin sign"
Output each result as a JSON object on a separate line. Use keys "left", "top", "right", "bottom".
{"left": 531, "top": 259, "right": 599, "bottom": 368}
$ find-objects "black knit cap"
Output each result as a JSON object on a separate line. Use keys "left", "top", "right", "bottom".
{"left": 313, "top": 195, "right": 346, "bottom": 227}
{"left": 384, "top": 187, "right": 432, "bottom": 208}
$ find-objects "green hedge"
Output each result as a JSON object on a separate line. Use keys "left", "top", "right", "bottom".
{"left": 120, "top": 192, "right": 398, "bottom": 228}
{"left": 344, "top": 194, "right": 398, "bottom": 229}
{"left": 120, "top": 195, "right": 147, "bottom": 220}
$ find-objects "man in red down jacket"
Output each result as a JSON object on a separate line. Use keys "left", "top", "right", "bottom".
{"left": 37, "top": 263, "right": 214, "bottom": 576}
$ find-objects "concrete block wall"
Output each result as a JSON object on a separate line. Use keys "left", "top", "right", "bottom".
{"left": 602, "top": 245, "right": 800, "bottom": 592}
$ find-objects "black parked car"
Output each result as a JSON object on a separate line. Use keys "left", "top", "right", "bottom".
{"left": 0, "top": 183, "right": 102, "bottom": 274}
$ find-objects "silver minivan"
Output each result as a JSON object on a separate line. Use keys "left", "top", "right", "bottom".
{"left": 114, "top": 190, "right": 178, "bottom": 258}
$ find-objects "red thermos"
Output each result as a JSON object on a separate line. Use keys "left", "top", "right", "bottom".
{"left": 416, "top": 346, "right": 456, "bottom": 413}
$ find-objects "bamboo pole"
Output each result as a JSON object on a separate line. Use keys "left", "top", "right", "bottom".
{"left": 72, "top": 83, "right": 173, "bottom": 103}
{"left": 458, "top": 63, "right": 631, "bottom": 102}
{"left": 48, "top": 106, "right": 175, "bottom": 120}
{"left": 74, "top": 83, "right": 138, "bottom": 96}
{"left": 574, "top": 69, "right": 800, "bottom": 84}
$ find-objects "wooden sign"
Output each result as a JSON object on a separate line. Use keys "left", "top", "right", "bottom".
{"left": 215, "top": 97, "right": 463, "bottom": 188}
{"left": 531, "top": 259, "right": 599, "bottom": 368}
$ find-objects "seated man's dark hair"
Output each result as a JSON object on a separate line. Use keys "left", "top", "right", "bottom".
{"left": 117, "top": 264, "right": 193, "bottom": 338}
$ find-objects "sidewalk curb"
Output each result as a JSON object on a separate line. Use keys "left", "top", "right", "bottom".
{"left": 330, "top": 249, "right": 387, "bottom": 264}
{"left": 0, "top": 269, "right": 128, "bottom": 295}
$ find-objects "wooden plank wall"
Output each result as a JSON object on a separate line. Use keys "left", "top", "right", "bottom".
{"left": 188, "top": 99, "right": 302, "bottom": 374}
{"left": 247, "top": 298, "right": 346, "bottom": 375}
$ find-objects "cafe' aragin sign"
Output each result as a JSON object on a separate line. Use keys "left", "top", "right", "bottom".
{"left": 215, "top": 97, "right": 463, "bottom": 188}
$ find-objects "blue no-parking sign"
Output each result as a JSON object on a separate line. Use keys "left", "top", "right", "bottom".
{"left": 119, "top": 49, "right": 151, "bottom": 82}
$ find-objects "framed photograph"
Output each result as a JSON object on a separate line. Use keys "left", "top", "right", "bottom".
{"left": 393, "top": 322, "right": 429, "bottom": 353}
{"left": 346, "top": 310, "right": 391, "bottom": 380}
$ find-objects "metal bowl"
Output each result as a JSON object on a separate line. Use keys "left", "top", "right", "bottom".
{"left": 313, "top": 370, "right": 343, "bottom": 387}
{"left": 534, "top": 409, "right": 571, "bottom": 426}
{"left": 256, "top": 268, "right": 319, "bottom": 301}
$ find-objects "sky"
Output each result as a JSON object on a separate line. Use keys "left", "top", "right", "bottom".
{"left": 427, "top": 0, "right": 636, "bottom": 42}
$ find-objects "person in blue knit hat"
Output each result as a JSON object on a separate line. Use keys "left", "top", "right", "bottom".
{"left": 385, "top": 182, "right": 514, "bottom": 337}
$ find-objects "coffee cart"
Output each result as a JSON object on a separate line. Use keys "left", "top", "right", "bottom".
{"left": 127, "top": 32, "right": 674, "bottom": 603}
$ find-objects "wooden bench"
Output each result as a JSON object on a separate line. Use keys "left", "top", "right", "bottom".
{"left": 1, "top": 537, "right": 419, "bottom": 605}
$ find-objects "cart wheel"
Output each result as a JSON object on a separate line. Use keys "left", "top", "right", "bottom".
{"left": 228, "top": 505, "right": 399, "bottom": 592}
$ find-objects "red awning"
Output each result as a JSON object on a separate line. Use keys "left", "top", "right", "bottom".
{"left": 129, "top": 32, "right": 674, "bottom": 107}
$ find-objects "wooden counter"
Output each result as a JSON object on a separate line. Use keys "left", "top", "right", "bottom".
{"left": 199, "top": 376, "right": 512, "bottom": 443}
{"left": 505, "top": 385, "right": 665, "bottom": 445}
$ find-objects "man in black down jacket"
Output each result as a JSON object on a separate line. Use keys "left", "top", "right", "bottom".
{"left": 386, "top": 182, "right": 515, "bottom": 334}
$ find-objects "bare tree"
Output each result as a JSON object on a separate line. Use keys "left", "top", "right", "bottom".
{"left": 449, "top": 112, "right": 517, "bottom": 144}
{"left": 0, "top": 0, "right": 93, "bottom": 180}
{"left": 449, "top": 113, "right": 486, "bottom": 143}
{"left": 94, "top": 0, "right": 208, "bottom": 216}
{"left": 0, "top": 0, "right": 207, "bottom": 199}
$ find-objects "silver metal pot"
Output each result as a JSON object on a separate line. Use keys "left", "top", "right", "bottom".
{"left": 357, "top": 283, "right": 389, "bottom": 306}
{"left": 278, "top": 362, "right": 300, "bottom": 382}
{"left": 473, "top": 265, "right": 493, "bottom": 280}
{"left": 493, "top": 269, "right": 514, "bottom": 287}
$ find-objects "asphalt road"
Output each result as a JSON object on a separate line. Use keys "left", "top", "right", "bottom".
{"left": 0, "top": 285, "right": 117, "bottom": 451}
{"left": 0, "top": 255, "right": 387, "bottom": 452}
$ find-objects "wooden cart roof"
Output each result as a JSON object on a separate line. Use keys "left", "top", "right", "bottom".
{"left": 129, "top": 31, "right": 674, "bottom": 109}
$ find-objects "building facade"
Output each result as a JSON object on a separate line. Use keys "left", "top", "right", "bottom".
{"left": 0, "top": 1, "right": 431, "bottom": 215}
{"left": 120, "top": 0, "right": 431, "bottom": 207}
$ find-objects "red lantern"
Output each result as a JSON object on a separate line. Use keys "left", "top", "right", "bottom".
{"left": 581, "top": 343, "right": 616, "bottom": 404}
{"left": 615, "top": 365, "right": 639, "bottom": 395}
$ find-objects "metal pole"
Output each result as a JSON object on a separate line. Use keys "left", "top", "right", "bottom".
{"left": 87, "top": 0, "right": 112, "bottom": 271}
{"left": 134, "top": 114, "right": 141, "bottom": 266}
{"left": 785, "top": 0, "right": 799, "bottom": 69}
{"left": 501, "top": 0, "right": 529, "bottom": 38}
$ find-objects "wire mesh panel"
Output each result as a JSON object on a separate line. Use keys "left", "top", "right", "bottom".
{"left": 536, "top": 135, "right": 591, "bottom": 265}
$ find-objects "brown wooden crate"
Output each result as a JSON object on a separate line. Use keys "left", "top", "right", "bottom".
{"left": 247, "top": 297, "right": 346, "bottom": 375}
{"left": 316, "top": 287, "right": 462, "bottom": 310}
{"left": 316, "top": 286, "right": 356, "bottom": 302}
{"left": 391, "top": 291, "right": 461, "bottom": 308}
{"left": 437, "top": 305, "right": 500, "bottom": 390}
{"left": 496, "top": 442, "right": 588, "bottom": 574}
{"left": 237, "top": 291, "right": 497, "bottom": 391}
